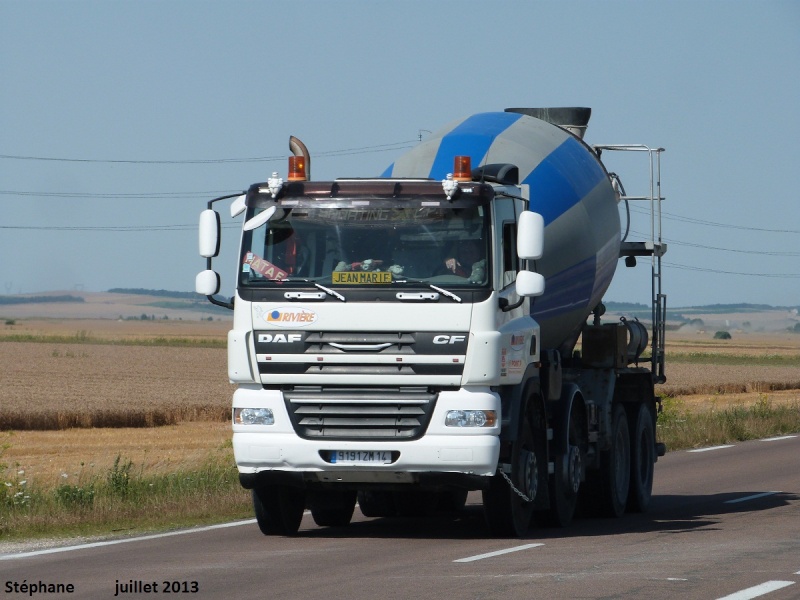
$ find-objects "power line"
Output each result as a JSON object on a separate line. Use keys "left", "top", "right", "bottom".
{"left": 628, "top": 229, "right": 800, "bottom": 256}
{"left": 665, "top": 261, "right": 800, "bottom": 278}
{"left": 0, "top": 190, "right": 239, "bottom": 199}
{"left": 0, "top": 224, "right": 240, "bottom": 232}
{"left": 0, "top": 140, "right": 417, "bottom": 165}
{"left": 629, "top": 205, "right": 800, "bottom": 234}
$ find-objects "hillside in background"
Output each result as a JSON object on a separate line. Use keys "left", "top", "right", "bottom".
{"left": 0, "top": 292, "right": 797, "bottom": 332}
{"left": 0, "top": 290, "right": 230, "bottom": 321}
{"left": 604, "top": 301, "right": 800, "bottom": 333}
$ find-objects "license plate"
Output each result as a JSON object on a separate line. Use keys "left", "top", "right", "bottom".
{"left": 329, "top": 450, "right": 392, "bottom": 464}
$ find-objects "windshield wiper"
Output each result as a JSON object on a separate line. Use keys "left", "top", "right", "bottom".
{"left": 428, "top": 284, "right": 462, "bottom": 303}
{"left": 393, "top": 279, "right": 462, "bottom": 303}
{"left": 281, "top": 279, "right": 346, "bottom": 302}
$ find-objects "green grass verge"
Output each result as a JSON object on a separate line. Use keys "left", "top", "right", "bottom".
{"left": 0, "top": 453, "right": 251, "bottom": 542}
{"left": 2, "top": 397, "right": 799, "bottom": 541}
{"left": 666, "top": 352, "right": 800, "bottom": 367}
{"left": 658, "top": 394, "right": 800, "bottom": 451}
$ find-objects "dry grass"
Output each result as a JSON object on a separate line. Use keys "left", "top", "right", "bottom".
{"left": 660, "top": 331, "right": 800, "bottom": 400}
{"left": 0, "top": 317, "right": 230, "bottom": 343}
{"left": 0, "top": 316, "right": 797, "bottom": 539}
{"left": 1, "top": 422, "right": 232, "bottom": 487}
{"left": 0, "top": 340, "right": 231, "bottom": 430}
{"left": 661, "top": 362, "right": 800, "bottom": 397}
{"left": 0, "top": 318, "right": 794, "bottom": 472}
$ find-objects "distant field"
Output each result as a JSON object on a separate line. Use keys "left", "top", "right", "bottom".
{"left": 0, "top": 342, "right": 232, "bottom": 429}
{"left": 1, "top": 315, "right": 797, "bottom": 494}
{"left": 0, "top": 290, "right": 230, "bottom": 321}
{"left": 2, "top": 317, "right": 798, "bottom": 430}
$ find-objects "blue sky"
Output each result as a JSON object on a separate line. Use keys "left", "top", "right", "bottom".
{"left": 1, "top": 0, "right": 798, "bottom": 307}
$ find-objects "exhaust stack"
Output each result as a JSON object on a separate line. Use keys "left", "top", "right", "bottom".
{"left": 505, "top": 107, "right": 592, "bottom": 139}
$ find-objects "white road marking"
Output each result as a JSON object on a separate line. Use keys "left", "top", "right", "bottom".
{"left": 0, "top": 519, "right": 257, "bottom": 561}
{"left": 688, "top": 445, "right": 735, "bottom": 453}
{"left": 724, "top": 491, "right": 781, "bottom": 504}
{"left": 761, "top": 435, "right": 798, "bottom": 442}
{"left": 454, "top": 543, "right": 543, "bottom": 563}
{"left": 715, "top": 580, "right": 795, "bottom": 600}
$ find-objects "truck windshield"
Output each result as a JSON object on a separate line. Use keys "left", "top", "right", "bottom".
{"left": 239, "top": 201, "right": 490, "bottom": 288}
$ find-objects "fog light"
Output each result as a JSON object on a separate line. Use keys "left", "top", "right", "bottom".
{"left": 445, "top": 410, "right": 496, "bottom": 427}
{"left": 234, "top": 408, "right": 275, "bottom": 425}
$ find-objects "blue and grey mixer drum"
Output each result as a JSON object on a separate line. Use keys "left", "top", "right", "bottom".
{"left": 383, "top": 108, "right": 621, "bottom": 352}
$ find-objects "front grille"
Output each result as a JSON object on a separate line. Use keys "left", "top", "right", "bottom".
{"left": 254, "top": 330, "right": 467, "bottom": 378}
{"left": 283, "top": 386, "right": 437, "bottom": 441}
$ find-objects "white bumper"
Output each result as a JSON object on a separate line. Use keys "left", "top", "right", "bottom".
{"left": 232, "top": 386, "right": 501, "bottom": 480}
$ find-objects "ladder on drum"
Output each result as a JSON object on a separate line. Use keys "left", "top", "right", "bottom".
{"left": 594, "top": 144, "right": 667, "bottom": 384}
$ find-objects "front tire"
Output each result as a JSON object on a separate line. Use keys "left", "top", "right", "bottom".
{"left": 252, "top": 484, "right": 306, "bottom": 536}
{"left": 483, "top": 418, "right": 540, "bottom": 537}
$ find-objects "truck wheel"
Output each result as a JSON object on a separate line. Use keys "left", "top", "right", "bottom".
{"left": 393, "top": 491, "right": 440, "bottom": 517}
{"left": 438, "top": 489, "right": 469, "bottom": 514}
{"left": 252, "top": 484, "right": 306, "bottom": 536}
{"left": 482, "top": 419, "right": 539, "bottom": 537}
{"left": 541, "top": 405, "right": 583, "bottom": 527}
{"left": 309, "top": 490, "right": 357, "bottom": 527}
{"left": 357, "top": 490, "right": 396, "bottom": 518}
{"left": 598, "top": 404, "right": 631, "bottom": 518}
{"left": 628, "top": 403, "right": 655, "bottom": 513}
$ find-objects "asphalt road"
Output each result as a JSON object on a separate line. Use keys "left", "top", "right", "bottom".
{"left": 2, "top": 436, "right": 799, "bottom": 600}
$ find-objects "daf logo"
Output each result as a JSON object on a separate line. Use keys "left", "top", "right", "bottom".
{"left": 433, "top": 335, "right": 466, "bottom": 344}
{"left": 258, "top": 333, "right": 302, "bottom": 343}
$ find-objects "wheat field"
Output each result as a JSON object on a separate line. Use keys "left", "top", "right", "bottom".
{"left": 1, "top": 318, "right": 798, "bottom": 489}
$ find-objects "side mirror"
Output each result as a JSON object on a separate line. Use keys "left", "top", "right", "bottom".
{"left": 195, "top": 270, "right": 221, "bottom": 296}
{"left": 516, "top": 270, "right": 545, "bottom": 297}
{"left": 517, "top": 211, "right": 544, "bottom": 260}
{"left": 199, "top": 210, "right": 221, "bottom": 258}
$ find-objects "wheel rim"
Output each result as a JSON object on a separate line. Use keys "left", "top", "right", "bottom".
{"left": 521, "top": 448, "right": 538, "bottom": 501}
{"left": 567, "top": 445, "right": 582, "bottom": 495}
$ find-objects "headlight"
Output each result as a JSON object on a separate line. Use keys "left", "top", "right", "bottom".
{"left": 445, "top": 410, "right": 496, "bottom": 428}
{"left": 234, "top": 407, "right": 275, "bottom": 425}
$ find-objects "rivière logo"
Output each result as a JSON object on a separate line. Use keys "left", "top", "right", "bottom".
{"left": 263, "top": 307, "right": 318, "bottom": 328}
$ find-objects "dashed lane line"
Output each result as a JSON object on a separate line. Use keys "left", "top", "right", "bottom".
{"left": 453, "top": 543, "right": 544, "bottom": 563}
{"left": 724, "top": 491, "right": 782, "bottom": 504}
{"left": 0, "top": 519, "right": 258, "bottom": 561}
{"left": 687, "top": 445, "right": 735, "bottom": 453}
{"left": 715, "top": 580, "right": 795, "bottom": 600}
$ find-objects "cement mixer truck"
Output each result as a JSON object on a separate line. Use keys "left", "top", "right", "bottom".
{"left": 196, "top": 107, "right": 667, "bottom": 537}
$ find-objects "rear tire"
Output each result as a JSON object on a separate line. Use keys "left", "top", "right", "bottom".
{"left": 541, "top": 405, "right": 583, "bottom": 527}
{"left": 598, "top": 404, "right": 631, "bottom": 518}
{"left": 628, "top": 403, "right": 655, "bottom": 513}
{"left": 393, "top": 491, "right": 440, "bottom": 517}
{"left": 309, "top": 490, "right": 357, "bottom": 527}
{"left": 357, "top": 490, "right": 396, "bottom": 518}
{"left": 252, "top": 484, "right": 306, "bottom": 536}
{"left": 438, "top": 489, "right": 469, "bottom": 514}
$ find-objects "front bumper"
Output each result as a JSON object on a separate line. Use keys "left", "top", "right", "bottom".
{"left": 232, "top": 385, "right": 501, "bottom": 483}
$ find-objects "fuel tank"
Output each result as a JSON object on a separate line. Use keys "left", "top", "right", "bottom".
{"left": 382, "top": 108, "right": 620, "bottom": 353}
